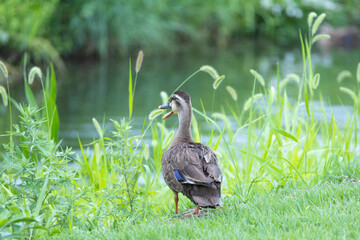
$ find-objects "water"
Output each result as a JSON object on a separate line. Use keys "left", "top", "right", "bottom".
{"left": 1, "top": 44, "right": 359, "bottom": 149}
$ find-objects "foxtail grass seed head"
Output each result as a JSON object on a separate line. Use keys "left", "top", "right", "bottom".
{"left": 312, "top": 34, "right": 330, "bottom": 44}
{"left": 307, "top": 12, "right": 317, "bottom": 28}
{"left": 226, "top": 85, "right": 238, "bottom": 101}
{"left": 280, "top": 73, "right": 301, "bottom": 91}
{"left": 0, "top": 85, "right": 8, "bottom": 107}
{"left": 92, "top": 118, "right": 103, "bottom": 138}
{"left": 156, "top": 122, "right": 168, "bottom": 135}
{"left": 313, "top": 73, "right": 320, "bottom": 89}
{"left": 144, "top": 144, "right": 149, "bottom": 160}
{"left": 311, "top": 13, "right": 326, "bottom": 36}
{"left": 270, "top": 86, "right": 276, "bottom": 102}
{"left": 149, "top": 109, "right": 164, "bottom": 120}
{"left": 164, "top": 131, "right": 174, "bottom": 148}
{"left": 340, "top": 87, "right": 358, "bottom": 104}
{"left": 243, "top": 93, "right": 263, "bottom": 111}
{"left": 160, "top": 91, "right": 168, "bottom": 105}
{"left": 0, "top": 60, "right": 8, "bottom": 79}
{"left": 286, "top": 73, "right": 300, "bottom": 84}
{"left": 337, "top": 70, "right": 352, "bottom": 83}
{"left": 135, "top": 50, "right": 144, "bottom": 73}
{"left": 212, "top": 112, "right": 230, "bottom": 124}
{"left": 200, "top": 65, "right": 219, "bottom": 80}
{"left": 213, "top": 75, "right": 225, "bottom": 90}
{"left": 250, "top": 69, "right": 265, "bottom": 87}
{"left": 28, "top": 66, "right": 43, "bottom": 85}
{"left": 279, "top": 79, "right": 290, "bottom": 91}
{"left": 357, "top": 62, "right": 360, "bottom": 83}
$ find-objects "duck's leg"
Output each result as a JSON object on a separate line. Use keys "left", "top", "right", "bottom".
{"left": 193, "top": 205, "right": 200, "bottom": 214}
{"left": 174, "top": 193, "right": 179, "bottom": 214}
{"left": 185, "top": 205, "right": 200, "bottom": 216}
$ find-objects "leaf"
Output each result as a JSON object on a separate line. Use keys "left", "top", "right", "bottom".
{"left": 34, "top": 174, "right": 49, "bottom": 217}
{"left": 192, "top": 114, "right": 200, "bottom": 142}
{"left": 357, "top": 62, "right": 360, "bottom": 83}
{"left": 273, "top": 128, "right": 299, "bottom": 142}
{"left": 0, "top": 217, "right": 38, "bottom": 230}
{"left": 305, "top": 38, "right": 313, "bottom": 88}
{"left": 49, "top": 64, "right": 57, "bottom": 103}
{"left": 78, "top": 137, "right": 93, "bottom": 183}
{"left": 45, "top": 64, "right": 59, "bottom": 141}
{"left": 0, "top": 183, "right": 12, "bottom": 196}
{"left": 24, "top": 80, "right": 37, "bottom": 108}
{"left": 304, "top": 84, "right": 310, "bottom": 117}
{"left": 128, "top": 59, "right": 133, "bottom": 118}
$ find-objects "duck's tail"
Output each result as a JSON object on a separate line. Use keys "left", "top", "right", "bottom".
{"left": 182, "top": 183, "right": 222, "bottom": 208}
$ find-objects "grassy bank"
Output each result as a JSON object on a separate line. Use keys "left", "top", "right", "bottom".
{"left": 48, "top": 182, "right": 360, "bottom": 239}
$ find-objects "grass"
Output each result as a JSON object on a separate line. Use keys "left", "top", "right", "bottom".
{"left": 0, "top": 12, "right": 360, "bottom": 239}
{"left": 46, "top": 182, "right": 360, "bottom": 239}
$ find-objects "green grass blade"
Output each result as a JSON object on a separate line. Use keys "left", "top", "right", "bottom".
{"left": 273, "top": 127, "right": 299, "bottom": 142}
{"left": 78, "top": 137, "right": 93, "bottom": 183}
{"left": 192, "top": 114, "right": 200, "bottom": 142}
{"left": 34, "top": 174, "right": 49, "bottom": 217}
{"left": 128, "top": 59, "right": 133, "bottom": 118}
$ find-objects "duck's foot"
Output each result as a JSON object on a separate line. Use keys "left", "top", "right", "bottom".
{"left": 184, "top": 205, "right": 200, "bottom": 217}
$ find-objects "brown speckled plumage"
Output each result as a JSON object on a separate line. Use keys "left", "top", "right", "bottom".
{"left": 159, "top": 90, "right": 222, "bottom": 213}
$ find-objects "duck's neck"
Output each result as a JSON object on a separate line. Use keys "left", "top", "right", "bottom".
{"left": 171, "top": 106, "right": 194, "bottom": 146}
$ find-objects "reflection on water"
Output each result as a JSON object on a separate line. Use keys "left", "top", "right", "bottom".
{"left": 1, "top": 44, "right": 359, "bottom": 148}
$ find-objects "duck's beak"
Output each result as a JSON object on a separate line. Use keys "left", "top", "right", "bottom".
{"left": 158, "top": 103, "right": 174, "bottom": 120}
{"left": 158, "top": 103, "right": 170, "bottom": 109}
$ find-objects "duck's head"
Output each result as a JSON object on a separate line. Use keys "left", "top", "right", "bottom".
{"left": 158, "top": 90, "right": 192, "bottom": 120}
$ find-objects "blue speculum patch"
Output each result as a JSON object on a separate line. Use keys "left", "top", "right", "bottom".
{"left": 173, "top": 169, "right": 184, "bottom": 182}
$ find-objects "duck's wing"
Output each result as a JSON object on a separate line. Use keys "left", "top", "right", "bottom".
{"left": 165, "top": 143, "right": 222, "bottom": 187}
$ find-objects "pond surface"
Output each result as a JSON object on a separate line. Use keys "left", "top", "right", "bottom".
{"left": 1, "top": 43, "right": 359, "bottom": 149}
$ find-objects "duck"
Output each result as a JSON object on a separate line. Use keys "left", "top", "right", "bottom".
{"left": 158, "top": 90, "right": 222, "bottom": 215}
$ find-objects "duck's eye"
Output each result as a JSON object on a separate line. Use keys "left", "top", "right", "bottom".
{"left": 171, "top": 100, "right": 180, "bottom": 109}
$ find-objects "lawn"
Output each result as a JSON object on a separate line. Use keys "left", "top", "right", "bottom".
{"left": 48, "top": 182, "right": 360, "bottom": 240}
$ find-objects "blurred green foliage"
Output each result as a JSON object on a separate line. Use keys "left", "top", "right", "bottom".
{"left": 0, "top": 0, "right": 359, "bottom": 63}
